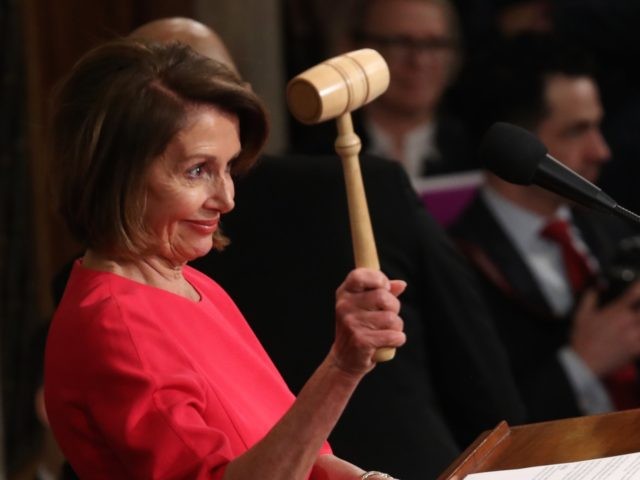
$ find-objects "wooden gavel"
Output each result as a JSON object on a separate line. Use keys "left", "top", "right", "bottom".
{"left": 286, "top": 49, "right": 395, "bottom": 362}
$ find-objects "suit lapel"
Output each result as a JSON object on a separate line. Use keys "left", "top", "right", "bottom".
{"left": 453, "top": 196, "right": 554, "bottom": 316}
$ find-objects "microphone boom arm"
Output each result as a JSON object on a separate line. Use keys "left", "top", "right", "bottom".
{"left": 534, "top": 154, "right": 618, "bottom": 213}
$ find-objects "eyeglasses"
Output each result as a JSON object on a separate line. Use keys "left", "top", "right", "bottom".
{"left": 354, "top": 32, "right": 458, "bottom": 61}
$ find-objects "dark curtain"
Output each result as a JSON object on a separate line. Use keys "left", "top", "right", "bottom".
{"left": 1, "top": 0, "right": 43, "bottom": 474}
{"left": 2, "top": 0, "right": 195, "bottom": 474}
{"left": 282, "top": 0, "right": 365, "bottom": 153}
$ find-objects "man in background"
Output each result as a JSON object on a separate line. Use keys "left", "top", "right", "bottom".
{"left": 293, "top": 0, "right": 474, "bottom": 177}
{"left": 451, "top": 34, "right": 640, "bottom": 421}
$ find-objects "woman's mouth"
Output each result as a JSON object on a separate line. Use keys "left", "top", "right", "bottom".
{"left": 185, "top": 219, "right": 219, "bottom": 234}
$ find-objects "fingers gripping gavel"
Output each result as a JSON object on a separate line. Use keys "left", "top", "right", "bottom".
{"left": 286, "top": 49, "right": 395, "bottom": 362}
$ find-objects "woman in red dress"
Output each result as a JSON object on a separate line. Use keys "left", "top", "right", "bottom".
{"left": 44, "top": 38, "right": 405, "bottom": 479}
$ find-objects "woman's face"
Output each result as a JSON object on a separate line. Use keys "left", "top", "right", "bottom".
{"left": 143, "top": 106, "right": 240, "bottom": 265}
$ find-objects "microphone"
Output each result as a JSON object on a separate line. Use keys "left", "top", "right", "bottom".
{"left": 479, "top": 122, "right": 640, "bottom": 226}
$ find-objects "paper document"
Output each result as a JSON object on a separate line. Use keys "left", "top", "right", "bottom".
{"left": 465, "top": 452, "right": 640, "bottom": 479}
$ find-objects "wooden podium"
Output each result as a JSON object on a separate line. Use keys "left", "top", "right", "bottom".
{"left": 438, "top": 409, "right": 640, "bottom": 479}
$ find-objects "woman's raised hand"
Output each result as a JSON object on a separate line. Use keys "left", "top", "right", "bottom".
{"left": 330, "top": 268, "right": 407, "bottom": 376}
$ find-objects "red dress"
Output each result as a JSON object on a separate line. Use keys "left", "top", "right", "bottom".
{"left": 45, "top": 260, "right": 330, "bottom": 479}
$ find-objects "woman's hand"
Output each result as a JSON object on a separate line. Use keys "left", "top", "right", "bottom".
{"left": 225, "top": 269, "right": 406, "bottom": 480}
{"left": 330, "top": 268, "right": 407, "bottom": 376}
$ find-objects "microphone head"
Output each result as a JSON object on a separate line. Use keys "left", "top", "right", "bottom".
{"left": 479, "top": 122, "right": 548, "bottom": 185}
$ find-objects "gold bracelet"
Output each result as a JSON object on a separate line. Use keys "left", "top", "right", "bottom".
{"left": 360, "top": 472, "right": 396, "bottom": 479}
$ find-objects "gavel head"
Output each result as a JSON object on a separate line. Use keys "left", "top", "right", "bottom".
{"left": 287, "top": 48, "right": 390, "bottom": 125}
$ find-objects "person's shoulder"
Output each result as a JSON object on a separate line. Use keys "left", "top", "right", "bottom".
{"left": 238, "top": 153, "right": 409, "bottom": 201}
{"left": 252, "top": 153, "right": 404, "bottom": 177}
{"left": 235, "top": 154, "right": 341, "bottom": 194}
{"left": 448, "top": 191, "right": 487, "bottom": 237}
{"left": 253, "top": 153, "right": 340, "bottom": 175}
{"left": 360, "top": 153, "right": 408, "bottom": 175}
{"left": 58, "top": 260, "right": 120, "bottom": 311}
{"left": 47, "top": 265, "right": 141, "bottom": 371}
{"left": 56, "top": 261, "right": 169, "bottom": 330}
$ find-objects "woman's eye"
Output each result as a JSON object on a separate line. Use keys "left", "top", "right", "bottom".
{"left": 187, "top": 164, "right": 205, "bottom": 178}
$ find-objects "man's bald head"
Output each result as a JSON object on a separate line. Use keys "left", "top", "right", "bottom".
{"left": 129, "top": 17, "right": 238, "bottom": 73}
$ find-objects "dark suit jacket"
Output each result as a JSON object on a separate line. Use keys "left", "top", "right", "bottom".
{"left": 192, "top": 154, "right": 526, "bottom": 479}
{"left": 449, "top": 193, "right": 634, "bottom": 421}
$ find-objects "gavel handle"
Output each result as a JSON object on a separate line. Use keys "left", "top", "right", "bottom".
{"left": 334, "top": 113, "right": 396, "bottom": 363}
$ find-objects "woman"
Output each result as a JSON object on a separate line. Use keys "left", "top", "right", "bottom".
{"left": 44, "top": 39, "right": 406, "bottom": 479}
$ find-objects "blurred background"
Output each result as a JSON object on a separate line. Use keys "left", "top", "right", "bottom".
{"left": 1, "top": 0, "right": 639, "bottom": 477}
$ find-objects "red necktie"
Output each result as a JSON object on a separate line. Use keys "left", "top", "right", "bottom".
{"left": 540, "top": 219, "right": 594, "bottom": 294}
{"left": 541, "top": 218, "right": 639, "bottom": 410}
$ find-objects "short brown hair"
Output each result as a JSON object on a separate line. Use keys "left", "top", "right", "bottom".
{"left": 50, "top": 39, "right": 268, "bottom": 257}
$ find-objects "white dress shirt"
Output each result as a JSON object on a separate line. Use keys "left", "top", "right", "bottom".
{"left": 364, "top": 118, "right": 437, "bottom": 178}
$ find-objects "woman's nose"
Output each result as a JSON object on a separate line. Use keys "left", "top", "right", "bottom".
{"left": 205, "top": 175, "right": 235, "bottom": 213}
